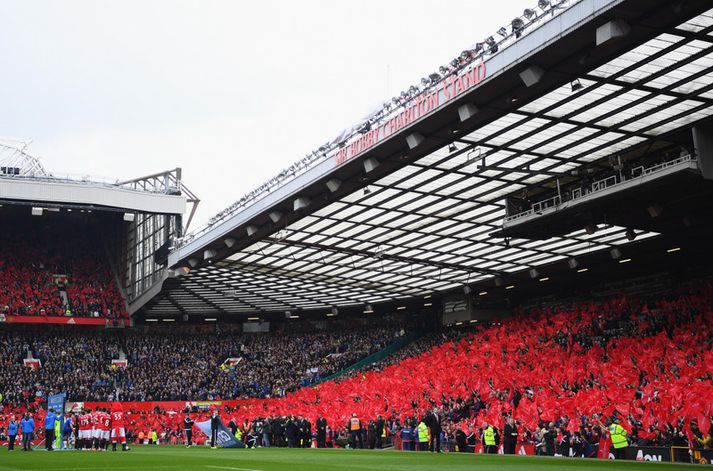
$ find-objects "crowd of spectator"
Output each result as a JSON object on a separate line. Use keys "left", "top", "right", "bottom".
{"left": 0, "top": 219, "right": 126, "bottom": 319}
{"left": 212, "top": 276, "right": 712, "bottom": 452}
{"left": 0, "top": 325, "right": 405, "bottom": 405}
{"left": 118, "top": 326, "right": 403, "bottom": 401}
{"left": 1, "top": 277, "right": 712, "bottom": 457}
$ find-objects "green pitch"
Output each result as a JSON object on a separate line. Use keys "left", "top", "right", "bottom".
{"left": 0, "top": 446, "right": 698, "bottom": 470}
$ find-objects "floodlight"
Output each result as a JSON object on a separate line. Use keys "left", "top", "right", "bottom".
{"left": 512, "top": 17, "right": 525, "bottom": 37}
{"left": 485, "top": 37, "right": 498, "bottom": 53}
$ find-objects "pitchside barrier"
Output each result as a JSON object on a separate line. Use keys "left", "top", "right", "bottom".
{"left": 74, "top": 400, "right": 247, "bottom": 412}
{"left": 461, "top": 443, "right": 713, "bottom": 464}
{"left": 605, "top": 446, "right": 713, "bottom": 464}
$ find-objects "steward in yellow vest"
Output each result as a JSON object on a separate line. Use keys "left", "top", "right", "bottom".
{"left": 483, "top": 423, "right": 496, "bottom": 454}
{"left": 417, "top": 421, "right": 429, "bottom": 451}
{"left": 608, "top": 418, "right": 628, "bottom": 460}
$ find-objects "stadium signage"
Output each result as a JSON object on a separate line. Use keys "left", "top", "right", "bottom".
{"left": 1, "top": 315, "right": 130, "bottom": 326}
{"left": 334, "top": 61, "right": 486, "bottom": 166}
{"left": 82, "top": 400, "right": 247, "bottom": 412}
{"left": 635, "top": 450, "right": 663, "bottom": 461}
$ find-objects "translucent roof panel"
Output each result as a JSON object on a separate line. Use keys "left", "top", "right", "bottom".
{"left": 144, "top": 10, "right": 713, "bottom": 315}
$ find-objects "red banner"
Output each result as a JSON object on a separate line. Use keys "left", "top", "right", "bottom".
{"left": 83, "top": 400, "right": 246, "bottom": 412}
{"left": 23, "top": 359, "right": 41, "bottom": 371}
{"left": 0, "top": 315, "right": 129, "bottom": 326}
{"left": 517, "top": 444, "right": 536, "bottom": 455}
{"left": 474, "top": 443, "right": 533, "bottom": 455}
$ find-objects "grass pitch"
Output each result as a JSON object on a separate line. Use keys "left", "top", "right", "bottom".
{"left": 0, "top": 445, "right": 699, "bottom": 471}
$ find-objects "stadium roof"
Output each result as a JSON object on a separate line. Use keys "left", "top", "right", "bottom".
{"left": 1, "top": 140, "right": 198, "bottom": 221}
{"left": 139, "top": 0, "right": 713, "bottom": 317}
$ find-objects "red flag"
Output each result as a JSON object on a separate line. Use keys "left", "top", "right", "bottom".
{"left": 597, "top": 437, "right": 611, "bottom": 459}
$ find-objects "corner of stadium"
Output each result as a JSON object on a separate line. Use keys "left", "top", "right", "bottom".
{"left": 1, "top": 0, "right": 713, "bottom": 470}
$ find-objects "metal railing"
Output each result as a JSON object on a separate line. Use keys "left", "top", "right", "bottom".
{"left": 632, "top": 155, "right": 693, "bottom": 177}
{"left": 532, "top": 194, "right": 562, "bottom": 214}
{"left": 504, "top": 154, "right": 694, "bottom": 223}
{"left": 591, "top": 175, "right": 617, "bottom": 193}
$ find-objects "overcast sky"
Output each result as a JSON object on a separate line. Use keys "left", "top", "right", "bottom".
{"left": 1, "top": 0, "right": 534, "bottom": 228}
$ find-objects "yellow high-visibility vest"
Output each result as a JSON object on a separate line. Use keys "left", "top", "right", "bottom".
{"left": 417, "top": 422, "right": 429, "bottom": 443}
{"left": 483, "top": 426, "right": 496, "bottom": 446}
{"left": 609, "top": 424, "right": 628, "bottom": 449}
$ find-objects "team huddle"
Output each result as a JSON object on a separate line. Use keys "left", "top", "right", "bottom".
{"left": 74, "top": 404, "right": 129, "bottom": 452}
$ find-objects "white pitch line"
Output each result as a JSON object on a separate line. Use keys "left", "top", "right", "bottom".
{"left": 205, "top": 466, "right": 264, "bottom": 471}
{"left": 51, "top": 467, "right": 179, "bottom": 471}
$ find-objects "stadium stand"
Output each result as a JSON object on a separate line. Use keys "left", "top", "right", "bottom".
{"left": 256, "top": 278, "right": 712, "bottom": 436}
{"left": 1, "top": 278, "right": 711, "bottom": 454}
{"left": 0, "top": 325, "right": 406, "bottom": 404}
{"left": 3, "top": 0, "right": 713, "bottom": 465}
{"left": 0, "top": 218, "right": 127, "bottom": 320}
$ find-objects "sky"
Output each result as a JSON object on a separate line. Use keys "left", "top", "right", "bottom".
{"left": 1, "top": 0, "right": 534, "bottom": 229}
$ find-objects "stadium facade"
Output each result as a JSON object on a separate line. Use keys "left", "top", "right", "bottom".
{"left": 0, "top": 138, "right": 198, "bottom": 325}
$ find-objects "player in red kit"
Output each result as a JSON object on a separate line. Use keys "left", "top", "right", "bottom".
{"left": 78, "top": 409, "right": 92, "bottom": 450}
{"left": 110, "top": 402, "right": 129, "bottom": 451}
{"left": 99, "top": 408, "right": 111, "bottom": 451}
{"left": 91, "top": 409, "right": 101, "bottom": 450}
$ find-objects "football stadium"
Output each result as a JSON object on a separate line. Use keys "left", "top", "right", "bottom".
{"left": 2, "top": 0, "right": 713, "bottom": 470}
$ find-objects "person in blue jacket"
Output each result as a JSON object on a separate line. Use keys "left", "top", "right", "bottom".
{"left": 21, "top": 413, "right": 35, "bottom": 451}
{"left": 400, "top": 424, "right": 414, "bottom": 451}
{"left": 7, "top": 415, "right": 18, "bottom": 451}
{"left": 61, "top": 414, "right": 73, "bottom": 450}
{"left": 44, "top": 409, "right": 60, "bottom": 451}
